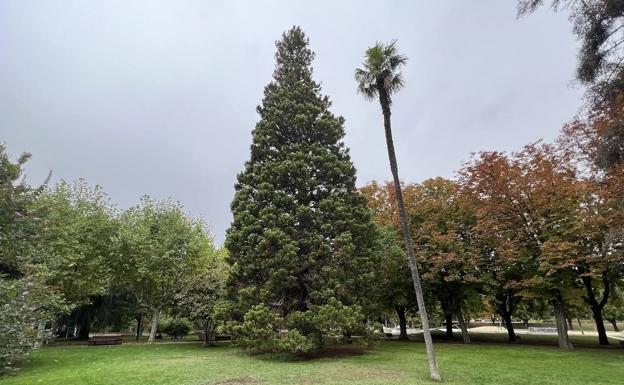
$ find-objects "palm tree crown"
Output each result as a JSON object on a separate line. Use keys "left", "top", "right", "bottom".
{"left": 355, "top": 40, "right": 407, "bottom": 103}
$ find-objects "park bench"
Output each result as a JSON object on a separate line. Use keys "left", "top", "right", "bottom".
{"left": 528, "top": 327, "right": 557, "bottom": 334}
{"left": 88, "top": 336, "right": 123, "bottom": 346}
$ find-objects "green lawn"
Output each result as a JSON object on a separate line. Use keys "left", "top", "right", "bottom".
{"left": 1, "top": 341, "right": 622, "bottom": 385}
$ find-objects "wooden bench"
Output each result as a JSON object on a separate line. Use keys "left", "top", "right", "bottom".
{"left": 88, "top": 336, "right": 123, "bottom": 346}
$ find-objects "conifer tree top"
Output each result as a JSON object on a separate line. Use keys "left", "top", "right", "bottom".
{"left": 273, "top": 26, "right": 315, "bottom": 85}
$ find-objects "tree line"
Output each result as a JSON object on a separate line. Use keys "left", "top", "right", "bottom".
{"left": 0, "top": 152, "right": 225, "bottom": 373}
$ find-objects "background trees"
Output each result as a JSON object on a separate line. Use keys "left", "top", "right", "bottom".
{"left": 174, "top": 249, "right": 229, "bottom": 346}
{"left": 116, "top": 197, "right": 214, "bottom": 343}
{"left": 0, "top": 146, "right": 65, "bottom": 374}
{"left": 360, "top": 183, "right": 416, "bottom": 341}
{"left": 409, "top": 178, "right": 478, "bottom": 344}
{"left": 33, "top": 180, "right": 118, "bottom": 340}
{"left": 0, "top": 145, "right": 47, "bottom": 278}
{"left": 361, "top": 179, "right": 481, "bottom": 344}
{"left": 360, "top": 133, "right": 623, "bottom": 350}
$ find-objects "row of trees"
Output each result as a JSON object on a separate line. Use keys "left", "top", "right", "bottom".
{"left": 0, "top": 146, "right": 223, "bottom": 373}
{"left": 362, "top": 124, "right": 624, "bottom": 349}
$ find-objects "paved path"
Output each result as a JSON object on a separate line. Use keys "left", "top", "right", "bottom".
{"left": 469, "top": 325, "right": 624, "bottom": 340}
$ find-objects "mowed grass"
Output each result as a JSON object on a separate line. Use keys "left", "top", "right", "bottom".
{"left": 1, "top": 341, "right": 623, "bottom": 385}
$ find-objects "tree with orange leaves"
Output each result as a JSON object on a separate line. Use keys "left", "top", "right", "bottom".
{"left": 362, "top": 179, "right": 480, "bottom": 344}
{"left": 557, "top": 116, "right": 624, "bottom": 345}
{"left": 408, "top": 178, "right": 479, "bottom": 344}
{"left": 459, "top": 142, "right": 585, "bottom": 349}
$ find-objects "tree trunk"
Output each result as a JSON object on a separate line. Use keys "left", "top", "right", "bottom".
{"left": 500, "top": 311, "right": 516, "bottom": 342}
{"left": 377, "top": 83, "right": 441, "bottom": 381}
{"left": 456, "top": 306, "right": 471, "bottom": 344}
{"left": 135, "top": 312, "right": 143, "bottom": 341}
{"left": 590, "top": 305, "right": 609, "bottom": 345}
{"left": 77, "top": 313, "right": 91, "bottom": 340}
{"left": 581, "top": 275, "right": 610, "bottom": 345}
{"left": 49, "top": 319, "right": 56, "bottom": 345}
{"left": 35, "top": 320, "right": 46, "bottom": 349}
{"left": 552, "top": 294, "right": 573, "bottom": 350}
{"left": 566, "top": 313, "right": 574, "bottom": 330}
{"left": 203, "top": 322, "right": 210, "bottom": 347}
{"left": 444, "top": 313, "right": 453, "bottom": 338}
{"left": 395, "top": 305, "right": 409, "bottom": 340}
{"left": 608, "top": 319, "right": 619, "bottom": 332}
{"left": 577, "top": 318, "right": 584, "bottom": 335}
{"left": 148, "top": 307, "right": 160, "bottom": 343}
{"left": 495, "top": 290, "right": 518, "bottom": 342}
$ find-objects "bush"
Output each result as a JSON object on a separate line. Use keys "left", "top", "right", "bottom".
{"left": 0, "top": 276, "right": 64, "bottom": 375}
{"left": 160, "top": 318, "right": 192, "bottom": 339}
{"left": 231, "top": 300, "right": 376, "bottom": 354}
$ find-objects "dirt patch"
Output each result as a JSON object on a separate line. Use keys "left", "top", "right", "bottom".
{"left": 298, "top": 366, "right": 403, "bottom": 384}
{"left": 208, "top": 377, "right": 264, "bottom": 385}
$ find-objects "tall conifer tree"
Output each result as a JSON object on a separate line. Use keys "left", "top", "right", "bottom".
{"left": 225, "top": 27, "right": 379, "bottom": 351}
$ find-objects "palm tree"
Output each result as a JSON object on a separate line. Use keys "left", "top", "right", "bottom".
{"left": 356, "top": 41, "right": 441, "bottom": 381}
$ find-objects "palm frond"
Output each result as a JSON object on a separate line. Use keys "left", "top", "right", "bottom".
{"left": 355, "top": 40, "right": 408, "bottom": 98}
{"left": 388, "top": 72, "right": 405, "bottom": 93}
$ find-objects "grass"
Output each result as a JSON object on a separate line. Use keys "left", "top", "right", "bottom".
{"left": 1, "top": 341, "right": 623, "bottom": 385}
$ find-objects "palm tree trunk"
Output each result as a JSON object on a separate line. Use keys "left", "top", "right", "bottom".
{"left": 378, "top": 84, "right": 441, "bottom": 381}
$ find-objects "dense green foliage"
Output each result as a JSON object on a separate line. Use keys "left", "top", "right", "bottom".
{"left": 0, "top": 145, "right": 45, "bottom": 277}
{"left": 174, "top": 250, "right": 229, "bottom": 346}
{"left": 0, "top": 275, "right": 64, "bottom": 374}
{"left": 35, "top": 181, "right": 118, "bottom": 307}
{"left": 116, "top": 197, "right": 215, "bottom": 342}
{"left": 0, "top": 146, "right": 65, "bottom": 374}
{"left": 160, "top": 318, "right": 192, "bottom": 339}
{"left": 225, "top": 27, "right": 380, "bottom": 353}
{"left": 0, "top": 143, "right": 218, "bottom": 373}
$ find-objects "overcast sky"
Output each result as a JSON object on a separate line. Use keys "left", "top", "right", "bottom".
{"left": 0, "top": 1, "right": 582, "bottom": 244}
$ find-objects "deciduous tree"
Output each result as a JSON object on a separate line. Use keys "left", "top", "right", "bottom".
{"left": 116, "top": 197, "right": 212, "bottom": 343}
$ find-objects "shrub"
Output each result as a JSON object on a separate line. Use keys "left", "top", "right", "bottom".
{"left": 231, "top": 301, "right": 376, "bottom": 354}
{"left": 0, "top": 276, "right": 64, "bottom": 375}
{"left": 160, "top": 318, "right": 192, "bottom": 339}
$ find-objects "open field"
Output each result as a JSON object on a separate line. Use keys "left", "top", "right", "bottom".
{"left": 2, "top": 341, "right": 622, "bottom": 385}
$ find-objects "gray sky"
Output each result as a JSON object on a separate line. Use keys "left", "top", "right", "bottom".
{"left": 0, "top": 1, "right": 582, "bottom": 244}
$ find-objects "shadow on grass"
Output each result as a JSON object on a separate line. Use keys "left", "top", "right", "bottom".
{"left": 243, "top": 344, "right": 371, "bottom": 362}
